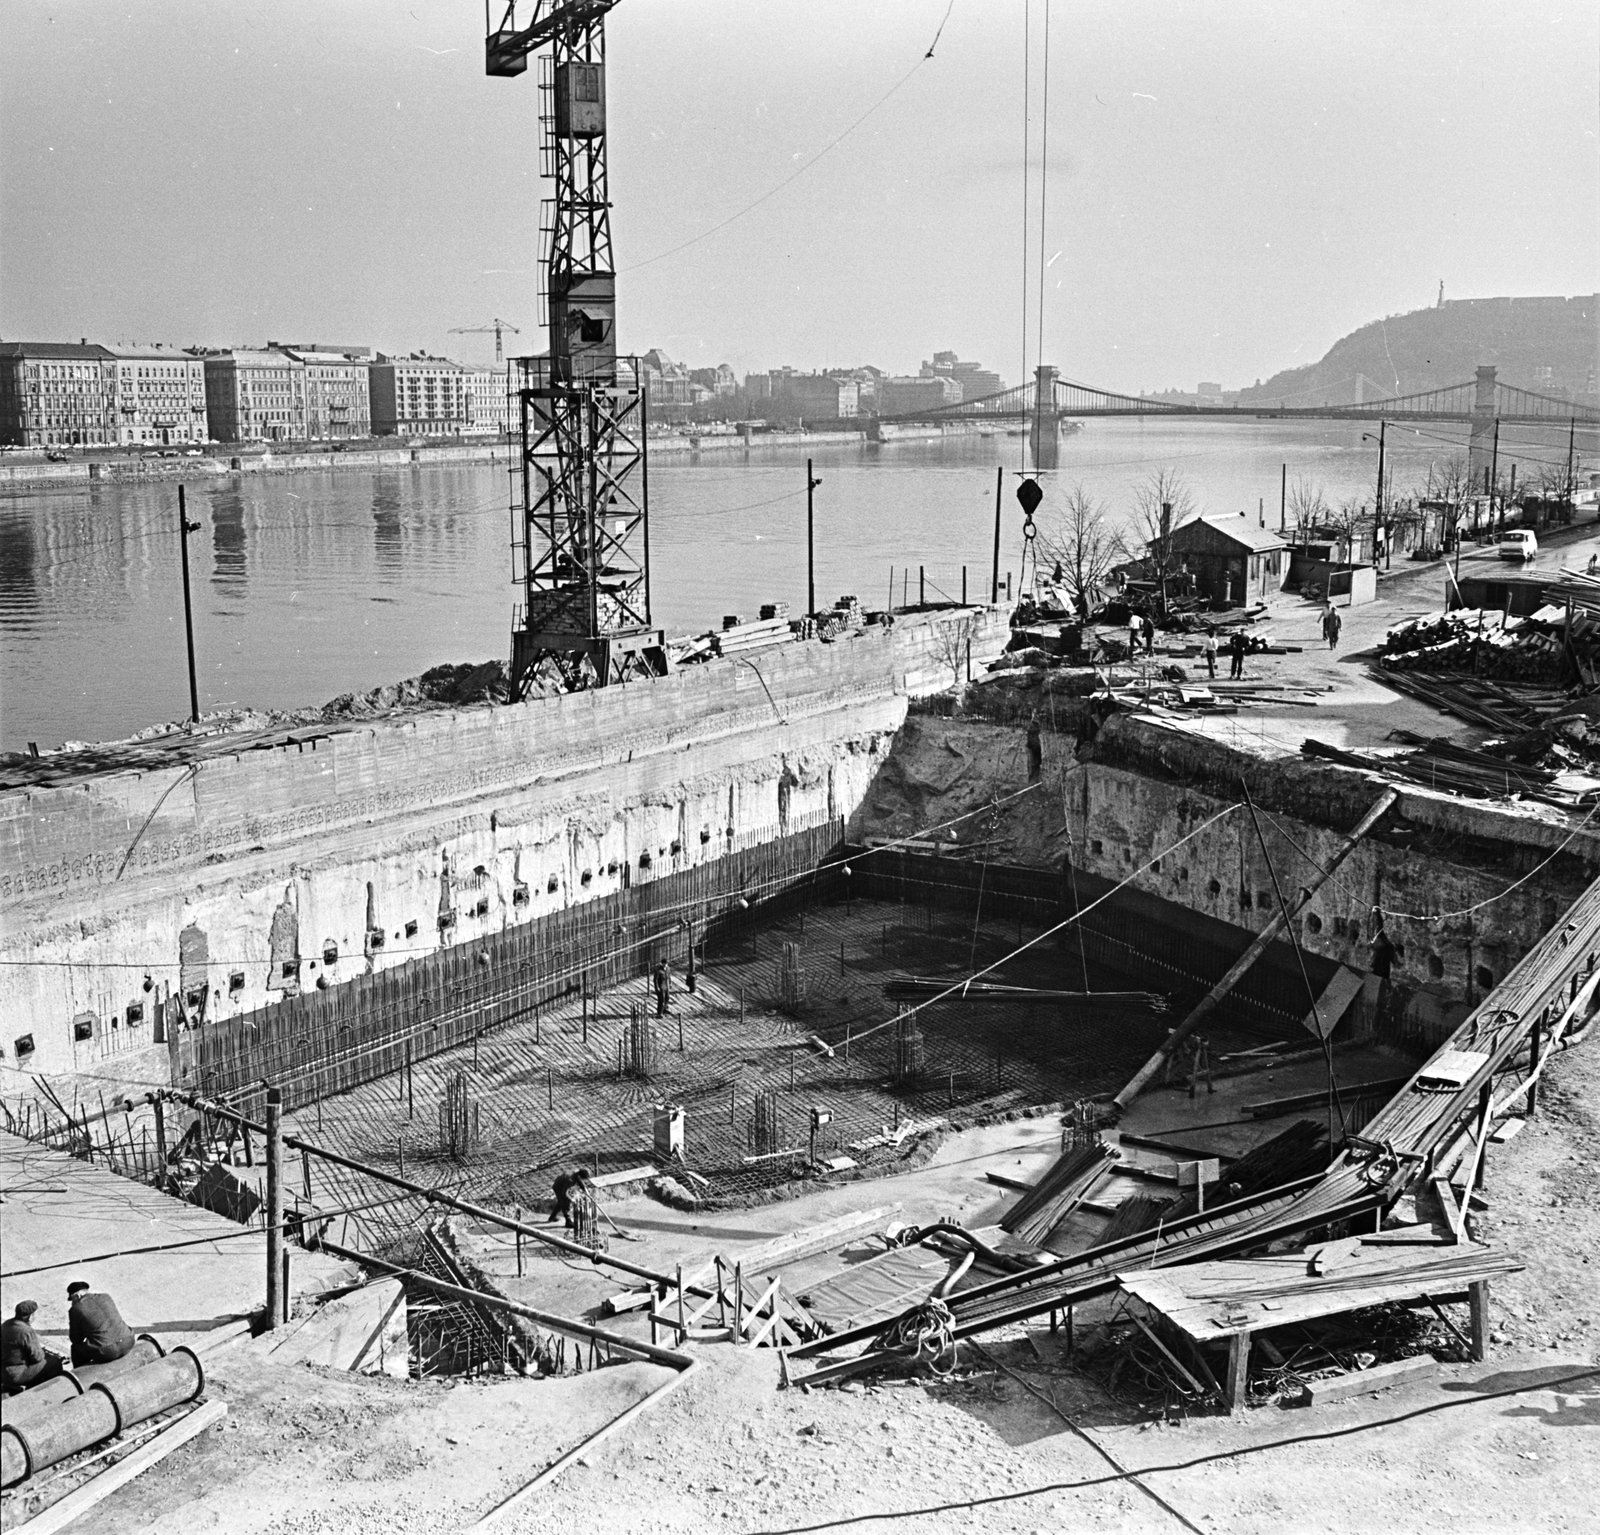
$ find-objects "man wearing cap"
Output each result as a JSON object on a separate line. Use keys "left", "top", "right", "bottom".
{"left": 66, "top": 1282, "right": 135, "bottom": 1368}
{"left": 2, "top": 1300, "right": 61, "bottom": 1394}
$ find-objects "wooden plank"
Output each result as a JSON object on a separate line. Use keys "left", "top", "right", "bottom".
{"left": 736, "top": 1205, "right": 903, "bottom": 1271}
{"left": 1303, "top": 1353, "right": 1438, "bottom": 1405}
{"left": 1244, "top": 1077, "right": 1411, "bottom": 1119}
{"left": 1299, "top": 965, "right": 1368, "bottom": 1041}
{"left": 17, "top": 1399, "right": 228, "bottom": 1535}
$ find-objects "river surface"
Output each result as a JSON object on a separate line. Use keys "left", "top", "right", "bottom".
{"left": 1, "top": 417, "right": 1562, "bottom": 752}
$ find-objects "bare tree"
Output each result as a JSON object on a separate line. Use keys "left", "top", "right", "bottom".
{"left": 1286, "top": 475, "right": 1330, "bottom": 541}
{"left": 1125, "top": 468, "right": 1196, "bottom": 575}
{"left": 931, "top": 611, "right": 981, "bottom": 689}
{"left": 1037, "top": 484, "right": 1120, "bottom": 619}
{"left": 1418, "top": 455, "right": 1470, "bottom": 506}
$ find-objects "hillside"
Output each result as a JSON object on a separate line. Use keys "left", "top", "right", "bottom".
{"left": 1236, "top": 294, "right": 1598, "bottom": 408}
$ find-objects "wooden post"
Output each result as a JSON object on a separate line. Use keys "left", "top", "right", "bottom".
{"left": 1474, "top": 1082, "right": 1491, "bottom": 1191}
{"left": 406, "top": 1044, "right": 414, "bottom": 1121}
{"left": 153, "top": 1096, "right": 167, "bottom": 1171}
{"left": 302, "top": 1148, "right": 311, "bottom": 1202}
{"left": 517, "top": 1232, "right": 524, "bottom": 1278}
{"left": 1469, "top": 1280, "right": 1490, "bottom": 1361}
{"left": 1225, "top": 1330, "right": 1251, "bottom": 1413}
{"left": 265, "top": 1087, "right": 284, "bottom": 1330}
{"left": 1526, "top": 1018, "right": 1543, "bottom": 1116}
{"left": 734, "top": 1264, "right": 744, "bottom": 1341}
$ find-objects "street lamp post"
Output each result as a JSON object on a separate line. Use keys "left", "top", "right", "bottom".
{"left": 1362, "top": 422, "right": 1387, "bottom": 578}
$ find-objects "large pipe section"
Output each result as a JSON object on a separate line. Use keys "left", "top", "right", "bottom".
{"left": 0, "top": 1347, "right": 203, "bottom": 1488}
{"left": 0, "top": 1336, "right": 165, "bottom": 1431}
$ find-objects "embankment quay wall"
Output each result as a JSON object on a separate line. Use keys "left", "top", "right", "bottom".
{"left": 0, "top": 608, "right": 1007, "bottom": 1079}
{"left": 0, "top": 422, "right": 993, "bottom": 490}
{"left": 1066, "top": 716, "right": 1598, "bottom": 1048}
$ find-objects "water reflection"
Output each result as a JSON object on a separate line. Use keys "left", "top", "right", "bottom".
{"left": 209, "top": 488, "right": 248, "bottom": 592}
{"left": 372, "top": 475, "right": 404, "bottom": 582}
{"left": 0, "top": 515, "right": 38, "bottom": 629}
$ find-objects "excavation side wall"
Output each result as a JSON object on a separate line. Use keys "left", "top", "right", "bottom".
{"left": 0, "top": 609, "right": 1006, "bottom": 1077}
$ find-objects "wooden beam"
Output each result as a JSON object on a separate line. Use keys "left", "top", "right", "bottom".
{"left": 1469, "top": 1280, "right": 1490, "bottom": 1362}
{"left": 1224, "top": 1331, "right": 1252, "bottom": 1414}
{"left": 1304, "top": 1353, "right": 1438, "bottom": 1405}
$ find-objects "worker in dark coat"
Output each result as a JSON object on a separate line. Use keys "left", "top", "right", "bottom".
{"left": 1025, "top": 716, "right": 1043, "bottom": 783}
{"left": 548, "top": 1167, "right": 593, "bottom": 1230}
{"left": 653, "top": 960, "right": 672, "bottom": 1019}
{"left": 2, "top": 1300, "right": 61, "bottom": 1394}
{"left": 1228, "top": 630, "right": 1248, "bottom": 679}
{"left": 66, "top": 1282, "right": 135, "bottom": 1368}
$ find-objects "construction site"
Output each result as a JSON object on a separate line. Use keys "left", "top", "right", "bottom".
{"left": 4, "top": 3, "right": 1600, "bottom": 1533}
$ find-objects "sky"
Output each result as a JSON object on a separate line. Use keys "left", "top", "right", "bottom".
{"left": 2, "top": 1, "right": 1596, "bottom": 392}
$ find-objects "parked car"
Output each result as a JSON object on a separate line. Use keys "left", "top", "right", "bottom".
{"left": 1497, "top": 530, "right": 1538, "bottom": 561}
{"left": 44, "top": 450, "right": 68, "bottom": 462}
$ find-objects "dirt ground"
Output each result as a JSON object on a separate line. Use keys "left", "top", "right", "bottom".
{"left": 64, "top": 1026, "right": 1597, "bottom": 1535}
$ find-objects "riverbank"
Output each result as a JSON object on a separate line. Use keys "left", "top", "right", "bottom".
{"left": 0, "top": 420, "right": 1008, "bottom": 491}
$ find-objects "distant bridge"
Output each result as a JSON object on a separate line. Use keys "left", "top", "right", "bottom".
{"left": 870, "top": 363, "right": 1599, "bottom": 472}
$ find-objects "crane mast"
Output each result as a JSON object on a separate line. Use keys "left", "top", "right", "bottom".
{"left": 487, "top": 1, "right": 666, "bottom": 695}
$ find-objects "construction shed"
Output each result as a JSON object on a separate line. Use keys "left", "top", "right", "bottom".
{"left": 1166, "top": 514, "right": 1289, "bottom": 608}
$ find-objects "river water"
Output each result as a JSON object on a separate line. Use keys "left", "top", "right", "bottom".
{"left": 0, "top": 416, "right": 1547, "bottom": 753}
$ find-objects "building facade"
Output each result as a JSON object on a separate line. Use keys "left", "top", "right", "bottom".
{"left": 202, "top": 350, "right": 308, "bottom": 442}
{"left": 879, "top": 375, "right": 963, "bottom": 415}
{"left": 0, "top": 342, "right": 118, "bottom": 447}
{"left": 463, "top": 366, "right": 509, "bottom": 436}
{"left": 1165, "top": 513, "right": 1288, "bottom": 607}
{"left": 277, "top": 348, "right": 371, "bottom": 439}
{"left": 104, "top": 348, "right": 209, "bottom": 446}
{"left": 369, "top": 354, "right": 473, "bottom": 436}
{"left": 923, "top": 351, "right": 1002, "bottom": 402}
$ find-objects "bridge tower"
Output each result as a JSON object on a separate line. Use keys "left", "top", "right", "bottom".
{"left": 1466, "top": 365, "right": 1498, "bottom": 498}
{"left": 1029, "top": 364, "right": 1060, "bottom": 471}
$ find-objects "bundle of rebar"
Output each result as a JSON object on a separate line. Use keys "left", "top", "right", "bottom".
{"left": 999, "top": 1139, "right": 1117, "bottom": 1246}
{"left": 776, "top": 941, "right": 809, "bottom": 1013}
{"left": 624, "top": 1009, "right": 658, "bottom": 1079}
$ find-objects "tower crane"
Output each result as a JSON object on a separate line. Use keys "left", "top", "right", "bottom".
{"left": 486, "top": 1, "right": 667, "bottom": 696}
{"left": 449, "top": 318, "right": 522, "bottom": 365}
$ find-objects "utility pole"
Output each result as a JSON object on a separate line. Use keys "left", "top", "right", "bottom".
{"left": 806, "top": 459, "right": 820, "bottom": 616}
{"left": 1373, "top": 420, "right": 1386, "bottom": 569}
{"left": 1490, "top": 420, "right": 1501, "bottom": 534}
{"left": 991, "top": 465, "right": 1004, "bottom": 603}
{"left": 265, "top": 1086, "right": 283, "bottom": 1329}
{"left": 178, "top": 485, "right": 201, "bottom": 725}
{"left": 1566, "top": 418, "right": 1577, "bottom": 506}
{"left": 1280, "top": 462, "right": 1287, "bottom": 534}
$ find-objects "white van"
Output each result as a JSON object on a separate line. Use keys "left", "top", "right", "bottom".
{"left": 1497, "top": 530, "right": 1538, "bottom": 561}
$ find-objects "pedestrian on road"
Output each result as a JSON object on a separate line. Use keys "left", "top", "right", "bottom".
{"left": 1202, "top": 632, "right": 1218, "bottom": 678}
{"left": 1228, "top": 631, "right": 1247, "bottom": 679}
{"left": 653, "top": 960, "right": 672, "bottom": 1019}
{"left": 1025, "top": 716, "right": 1042, "bottom": 783}
{"left": 2, "top": 1300, "right": 63, "bottom": 1395}
{"left": 66, "top": 1282, "right": 134, "bottom": 1368}
{"left": 1322, "top": 604, "right": 1343, "bottom": 650}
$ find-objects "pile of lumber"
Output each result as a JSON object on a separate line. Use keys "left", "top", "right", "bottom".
{"left": 999, "top": 1140, "right": 1118, "bottom": 1246}
{"left": 712, "top": 615, "right": 798, "bottom": 657}
{"left": 1301, "top": 735, "right": 1580, "bottom": 805}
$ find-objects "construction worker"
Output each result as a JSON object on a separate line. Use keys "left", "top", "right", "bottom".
{"left": 1322, "top": 603, "right": 1343, "bottom": 650}
{"left": 1141, "top": 612, "right": 1156, "bottom": 655}
{"left": 1025, "top": 716, "right": 1043, "bottom": 783}
{"left": 653, "top": 959, "right": 672, "bottom": 1019}
{"left": 2, "top": 1300, "right": 61, "bottom": 1394}
{"left": 66, "top": 1282, "right": 134, "bottom": 1368}
{"left": 1202, "top": 631, "right": 1218, "bottom": 678}
{"left": 1126, "top": 611, "right": 1141, "bottom": 660}
{"left": 548, "top": 1167, "right": 593, "bottom": 1229}
{"left": 1228, "top": 630, "right": 1247, "bottom": 679}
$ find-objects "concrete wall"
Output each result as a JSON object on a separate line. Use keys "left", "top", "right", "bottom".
{"left": 0, "top": 608, "right": 1007, "bottom": 1079}
{"left": 1053, "top": 716, "right": 1597, "bottom": 1047}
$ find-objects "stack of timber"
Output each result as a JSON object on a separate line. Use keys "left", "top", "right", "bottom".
{"left": 1373, "top": 669, "right": 1575, "bottom": 734}
{"left": 1302, "top": 734, "right": 1593, "bottom": 807}
{"left": 712, "top": 615, "right": 798, "bottom": 658}
{"left": 999, "top": 1140, "right": 1118, "bottom": 1247}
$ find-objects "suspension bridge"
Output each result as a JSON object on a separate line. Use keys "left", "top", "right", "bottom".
{"left": 869, "top": 363, "right": 1600, "bottom": 474}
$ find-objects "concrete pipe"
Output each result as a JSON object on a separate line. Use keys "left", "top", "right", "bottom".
{"left": 94, "top": 1348, "right": 204, "bottom": 1432}
{"left": 0, "top": 1347, "right": 203, "bottom": 1488}
{"left": 0, "top": 1336, "right": 164, "bottom": 1433}
{"left": 0, "top": 1369, "right": 83, "bottom": 1428}
{"left": 73, "top": 1335, "right": 167, "bottom": 1390}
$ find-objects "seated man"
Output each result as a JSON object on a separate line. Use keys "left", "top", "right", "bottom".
{"left": 1, "top": 1300, "right": 61, "bottom": 1394}
{"left": 66, "top": 1281, "right": 135, "bottom": 1368}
